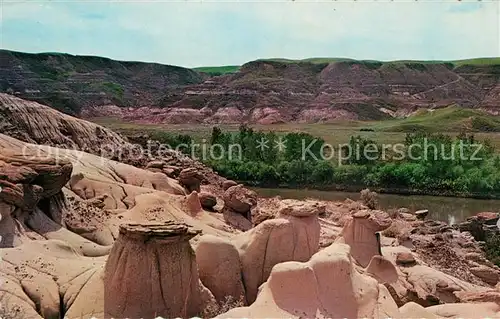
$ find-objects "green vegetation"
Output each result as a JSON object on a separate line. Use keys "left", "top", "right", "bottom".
{"left": 255, "top": 57, "right": 500, "bottom": 67}
{"left": 149, "top": 131, "right": 193, "bottom": 153}
{"left": 369, "top": 106, "right": 500, "bottom": 133}
{"left": 193, "top": 65, "right": 240, "bottom": 76}
{"left": 485, "top": 234, "right": 500, "bottom": 267}
{"left": 184, "top": 126, "right": 500, "bottom": 197}
{"left": 102, "top": 82, "right": 124, "bottom": 98}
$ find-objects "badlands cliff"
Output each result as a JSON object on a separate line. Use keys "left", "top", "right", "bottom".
{"left": 2, "top": 49, "right": 499, "bottom": 123}
{"left": 1, "top": 95, "right": 500, "bottom": 318}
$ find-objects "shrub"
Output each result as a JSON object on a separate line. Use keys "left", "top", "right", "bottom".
{"left": 484, "top": 233, "right": 500, "bottom": 267}
{"left": 360, "top": 188, "right": 378, "bottom": 209}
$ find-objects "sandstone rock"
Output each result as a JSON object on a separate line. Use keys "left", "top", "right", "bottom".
{"left": 145, "top": 167, "right": 163, "bottom": 174}
{"left": 223, "top": 185, "right": 257, "bottom": 219}
{"left": 366, "top": 255, "right": 398, "bottom": 284}
{"left": 219, "top": 244, "right": 400, "bottom": 318}
{"left": 456, "top": 289, "right": 500, "bottom": 304}
{"left": 396, "top": 252, "right": 417, "bottom": 266}
{"left": 0, "top": 240, "right": 106, "bottom": 319}
{"left": 222, "top": 180, "right": 238, "bottom": 190}
{"left": 104, "top": 222, "right": 204, "bottom": 318}
{"left": 185, "top": 191, "right": 203, "bottom": 216}
{"left": 425, "top": 302, "right": 500, "bottom": 318}
{"left": 195, "top": 235, "right": 246, "bottom": 305}
{"left": 277, "top": 199, "right": 326, "bottom": 217}
{"left": 336, "top": 210, "right": 391, "bottom": 267}
{"left": 233, "top": 213, "right": 320, "bottom": 304}
{"left": 470, "top": 265, "right": 500, "bottom": 285}
{"left": 399, "top": 302, "right": 438, "bottom": 318}
{"left": 178, "top": 167, "right": 204, "bottom": 192}
{"left": 0, "top": 93, "right": 127, "bottom": 155}
{"left": 401, "top": 212, "right": 417, "bottom": 221}
{"left": 476, "top": 212, "right": 499, "bottom": 222}
{"left": 163, "top": 165, "right": 181, "bottom": 177}
{"left": 145, "top": 160, "right": 165, "bottom": 169}
{"left": 415, "top": 210, "right": 429, "bottom": 220}
{"left": 199, "top": 192, "right": 217, "bottom": 210}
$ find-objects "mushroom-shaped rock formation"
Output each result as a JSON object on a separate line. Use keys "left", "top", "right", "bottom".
{"left": 103, "top": 222, "right": 205, "bottom": 318}
{"left": 178, "top": 167, "right": 204, "bottom": 193}
{"left": 219, "top": 243, "right": 400, "bottom": 318}
{"left": 336, "top": 210, "right": 392, "bottom": 267}
{"left": 232, "top": 199, "right": 321, "bottom": 304}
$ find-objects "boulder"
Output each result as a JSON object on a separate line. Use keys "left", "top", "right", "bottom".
{"left": 476, "top": 212, "right": 499, "bottom": 223}
{"left": 223, "top": 185, "right": 257, "bottom": 219}
{"left": 277, "top": 199, "right": 326, "bottom": 217}
{"left": 222, "top": 180, "right": 238, "bottom": 191}
{"left": 415, "top": 210, "right": 429, "bottom": 220}
{"left": 470, "top": 265, "right": 500, "bottom": 285}
{"left": 199, "top": 192, "right": 217, "bottom": 210}
{"left": 396, "top": 252, "right": 417, "bottom": 266}
{"left": 163, "top": 165, "right": 181, "bottom": 178}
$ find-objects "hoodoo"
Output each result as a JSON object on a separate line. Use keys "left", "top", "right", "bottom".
{"left": 336, "top": 210, "right": 392, "bottom": 267}
{"left": 103, "top": 222, "right": 203, "bottom": 318}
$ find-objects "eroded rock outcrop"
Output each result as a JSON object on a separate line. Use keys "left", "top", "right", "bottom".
{"left": 195, "top": 235, "right": 247, "bottom": 305}
{"left": 219, "top": 243, "right": 400, "bottom": 318}
{"left": 104, "top": 222, "right": 205, "bottom": 318}
{"left": 178, "top": 167, "right": 204, "bottom": 193}
{"left": 0, "top": 93, "right": 127, "bottom": 153}
{"left": 195, "top": 199, "right": 322, "bottom": 305}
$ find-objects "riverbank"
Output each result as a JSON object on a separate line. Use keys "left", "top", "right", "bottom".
{"left": 242, "top": 181, "right": 500, "bottom": 200}
{"left": 251, "top": 186, "right": 500, "bottom": 224}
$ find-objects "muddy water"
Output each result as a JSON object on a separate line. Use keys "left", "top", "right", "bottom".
{"left": 252, "top": 187, "right": 500, "bottom": 224}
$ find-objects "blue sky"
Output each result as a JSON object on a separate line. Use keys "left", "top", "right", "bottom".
{"left": 1, "top": 1, "right": 499, "bottom": 67}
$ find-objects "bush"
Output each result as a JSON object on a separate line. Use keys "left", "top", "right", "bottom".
{"left": 484, "top": 233, "right": 500, "bottom": 267}
{"left": 360, "top": 188, "right": 378, "bottom": 209}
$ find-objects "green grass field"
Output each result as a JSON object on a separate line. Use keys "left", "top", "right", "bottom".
{"left": 367, "top": 106, "right": 500, "bottom": 133}
{"left": 92, "top": 106, "right": 500, "bottom": 151}
{"left": 197, "top": 57, "right": 500, "bottom": 70}
{"left": 193, "top": 65, "right": 240, "bottom": 75}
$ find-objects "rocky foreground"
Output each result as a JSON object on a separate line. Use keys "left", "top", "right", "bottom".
{"left": 1, "top": 96, "right": 500, "bottom": 318}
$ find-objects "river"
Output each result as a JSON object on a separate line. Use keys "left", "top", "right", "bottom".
{"left": 252, "top": 187, "right": 500, "bottom": 225}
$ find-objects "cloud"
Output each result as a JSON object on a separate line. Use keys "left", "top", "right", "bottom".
{"left": 1, "top": 1, "right": 498, "bottom": 67}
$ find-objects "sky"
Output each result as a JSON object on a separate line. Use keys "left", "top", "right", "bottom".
{"left": 1, "top": 0, "right": 499, "bottom": 68}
